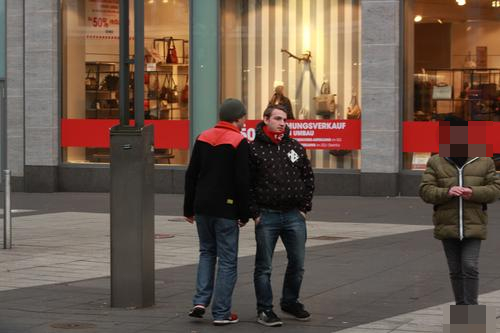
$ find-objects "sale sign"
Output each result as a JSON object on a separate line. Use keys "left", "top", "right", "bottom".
{"left": 242, "top": 120, "right": 361, "bottom": 150}
{"left": 86, "top": 0, "right": 120, "bottom": 39}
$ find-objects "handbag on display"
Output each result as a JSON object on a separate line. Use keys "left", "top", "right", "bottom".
{"left": 347, "top": 94, "right": 361, "bottom": 120}
{"left": 147, "top": 75, "right": 159, "bottom": 99}
{"left": 313, "top": 80, "right": 336, "bottom": 117}
{"left": 166, "top": 37, "right": 179, "bottom": 64}
{"left": 432, "top": 84, "right": 452, "bottom": 100}
{"left": 85, "top": 70, "right": 98, "bottom": 90}
{"left": 167, "top": 75, "right": 179, "bottom": 103}
{"left": 159, "top": 74, "right": 179, "bottom": 103}
{"left": 180, "top": 75, "right": 189, "bottom": 104}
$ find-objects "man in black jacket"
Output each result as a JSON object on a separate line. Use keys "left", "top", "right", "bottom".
{"left": 184, "top": 98, "right": 250, "bottom": 326}
{"left": 250, "top": 105, "right": 315, "bottom": 327}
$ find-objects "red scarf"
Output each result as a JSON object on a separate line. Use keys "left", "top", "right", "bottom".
{"left": 263, "top": 125, "right": 284, "bottom": 144}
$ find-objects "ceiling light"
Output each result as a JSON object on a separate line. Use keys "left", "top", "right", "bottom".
{"left": 148, "top": 0, "right": 154, "bottom": 4}
{"left": 414, "top": 15, "right": 423, "bottom": 22}
{"left": 493, "top": 1, "right": 500, "bottom": 7}
{"left": 437, "top": 19, "right": 443, "bottom": 24}
{"left": 162, "top": 0, "right": 169, "bottom": 3}
{"left": 456, "top": 0, "right": 466, "bottom": 6}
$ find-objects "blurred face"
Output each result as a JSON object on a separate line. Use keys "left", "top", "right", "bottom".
{"left": 264, "top": 109, "right": 287, "bottom": 132}
{"left": 438, "top": 122, "right": 491, "bottom": 158}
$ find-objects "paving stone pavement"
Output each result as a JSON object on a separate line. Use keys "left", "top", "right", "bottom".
{"left": 0, "top": 212, "right": 432, "bottom": 291}
{"left": 0, "top": 193, "right": 499, "bottom": 333}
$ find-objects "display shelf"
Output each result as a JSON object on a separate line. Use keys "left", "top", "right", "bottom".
{"left": 414, "top": 68, "right": 500, "bottom": 121}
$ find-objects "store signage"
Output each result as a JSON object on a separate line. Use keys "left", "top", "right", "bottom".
{"left": 62, "top": 119, "right": 361, "bottom": 151}
{"left": 403, "top": 121, "right": 500, "bottom": 153}
{"left": 86, "top": 0, "right": 120, "bottom": 39}
{"left": 242, "top": 120, "right": 361, "bottom": 150}
{"left": 61, "top": 119, "right": 189, "bottom": 149}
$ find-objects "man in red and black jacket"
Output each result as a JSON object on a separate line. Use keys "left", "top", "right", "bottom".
{"left": 250, "top": 104, "right": 314, "bottom": 327}
{"left": 184, "top": 99, "right": 250, "bottom": 326}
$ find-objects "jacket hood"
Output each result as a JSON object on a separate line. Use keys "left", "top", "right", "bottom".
{"left": 255, "top": 121, "right": 291, "bottom": 144}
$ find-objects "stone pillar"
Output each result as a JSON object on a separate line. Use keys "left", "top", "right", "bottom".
{"left": 360, "top": 0, "right": 401, "bottom": 196}
{"left": 24, "top": 0, "right": 59, "bottom": 192}
{"left": 6, "top": 0, "right": 25, "bottom": 191}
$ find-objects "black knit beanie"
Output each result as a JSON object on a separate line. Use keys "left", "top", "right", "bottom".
{"left": 219, "top": 98, "right": 247, "bottom": 122}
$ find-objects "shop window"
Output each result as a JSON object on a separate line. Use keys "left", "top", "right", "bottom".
{"left": 61, "top": 0, "right": 190, "bottom": 165}
{"left": 404, "top": 0, "right": 500, "bottom": 171}
{"left": 221, "top": 0, "right": 361, "bottom": 170}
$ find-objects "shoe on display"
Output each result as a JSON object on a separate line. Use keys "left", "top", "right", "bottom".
{"left": 213, "top": 313, "right": 239, "bottom": 326}
{"left": 257, "top": 309, "right": 283, "bottom": 327}
{"left": 188, "top": 304, "right": 206, "bottom": 318}
{"left": 281, "top": 302, "right": 311, "bottom": 321}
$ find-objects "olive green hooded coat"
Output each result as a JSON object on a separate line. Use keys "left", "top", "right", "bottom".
{"left": 419, "top": 156, "right": 500, "bottom": 240}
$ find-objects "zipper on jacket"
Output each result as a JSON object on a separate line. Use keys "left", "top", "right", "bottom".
{"left": 454, "top": 157, "right": 479, "bottom": 240}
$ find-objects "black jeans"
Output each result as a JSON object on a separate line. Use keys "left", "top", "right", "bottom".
{"left": 441, "top": 238, "right": 481, "bottom": 305}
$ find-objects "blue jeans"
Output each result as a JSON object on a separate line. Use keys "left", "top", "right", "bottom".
{"left": 193, "top": 215, "right": 239, "bottom": 320}
{"left": 254, "top": 209, "right": 307, "bottom": 312}
{"left": 442, "top": 238, "right": 481, "bottom": 305}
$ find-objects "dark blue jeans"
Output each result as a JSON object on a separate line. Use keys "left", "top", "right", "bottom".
{"left": 193, "top": 215, "right": 239, "bottom": 320}
{"left": 442, "top": 238, "right": 481, "bottom": 305}
{"left": 254, "top": 209, "right": 307, "bottom": 312}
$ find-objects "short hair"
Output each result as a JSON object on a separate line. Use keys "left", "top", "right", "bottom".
{"left": 219, "top": 98, "right": 247, "bottom": 122}
{"left": 263, "top": 104, "right": 288, "bottom": 119}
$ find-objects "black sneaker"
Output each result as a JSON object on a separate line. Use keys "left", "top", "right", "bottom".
{"left": 281, "top": 302, "right": 311, "bottom": 321}
{"left": 257, "top": 309, "right": 283, "bottom": 327}
{"left": 188, "top": 305, "right": 205, "bottom": 318}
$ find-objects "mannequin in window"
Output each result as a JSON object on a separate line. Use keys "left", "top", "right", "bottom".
{"left": 269, "top": 80, "right": 294, "bottom": 120}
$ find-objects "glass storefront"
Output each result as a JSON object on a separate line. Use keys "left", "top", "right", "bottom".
{"left": 404, "top": 0, "right": 500, "bottom": 171}
{"left": 61, "top": 0, "right": 362, "bottom": 170}
{"left": 221, "top": 0, "right": 361, "bottom": 169}
{"left": 61, "top": 0, "right": 190, "bottom": 165}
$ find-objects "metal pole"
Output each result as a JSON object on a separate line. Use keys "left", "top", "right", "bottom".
{"left": 133, "top": 0, "right": 144, "bottom": 128}
{"left": 119, "top": 0, "right": 130, "bottom": 126}
{"left": 3, "top": 169, "right": 11, "bottom": 249}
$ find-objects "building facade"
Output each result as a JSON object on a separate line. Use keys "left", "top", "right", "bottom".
{"left": 3, "top": 0, "right": 500, "bottom": 195}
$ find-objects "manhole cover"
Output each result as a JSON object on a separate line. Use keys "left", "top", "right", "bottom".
{"left": 50, "top": 323, "right": 96, "bottom": 329}
{"left": 309, "top": 236, "right": 348, "bottom": 241}
{"left": 154, "top": 233, "right": 175, "bottom": 239}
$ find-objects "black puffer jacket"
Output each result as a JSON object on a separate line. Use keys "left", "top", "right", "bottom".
{"left": 249, "top": 122, "right": 314, "bottom": 217}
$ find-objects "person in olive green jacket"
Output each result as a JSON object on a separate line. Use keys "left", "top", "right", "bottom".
{"left": 419, "top": 123, "right": 500, "bottom": 305}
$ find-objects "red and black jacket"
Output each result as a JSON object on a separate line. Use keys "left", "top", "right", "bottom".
{"left": 249, "top": 122, "right": 315, "bottom": 218}
{"left": 184, "top": 121, "right": 250, "bottom": 222}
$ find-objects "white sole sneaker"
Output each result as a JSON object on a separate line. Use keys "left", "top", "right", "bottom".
{"left": 213, "top": 318, "right": 239, "bottom": 326}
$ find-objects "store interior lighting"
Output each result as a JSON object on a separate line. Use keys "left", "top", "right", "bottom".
{"left": 493, "top": 1, "right": 500, "bottom": 7}
{"left": 437, "top": 19, "right": 443, "bottom": 24}
{"left": 414, "top": 15, "right": 423, "bottom": 22}
{"left": 456, "top": 0, "right": 466, "bottom": 6}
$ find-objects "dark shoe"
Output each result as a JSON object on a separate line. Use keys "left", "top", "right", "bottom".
{"left": 257, "top": 310, "right": 283, "bottom": 327}
{"left": 213, "top": 313, "right": 239, "bottom": 326}
{"left": 188, "top": 304, "right": 206, "bottom": 318}
{"left": 281, "top": 302, "right": 311, "bottom": 321}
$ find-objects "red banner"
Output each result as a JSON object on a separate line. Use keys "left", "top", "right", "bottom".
{"left": 403, "top": 121, "right": 500, "bottom": 153}
{"left": 242, "top": 120, "right": 361, "bottom": 150}
{"left": 61, "top": 119, "right": 361, "bottom": 151}
{"left": 61, "top": 119, "right": 189, "bottom": 149}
